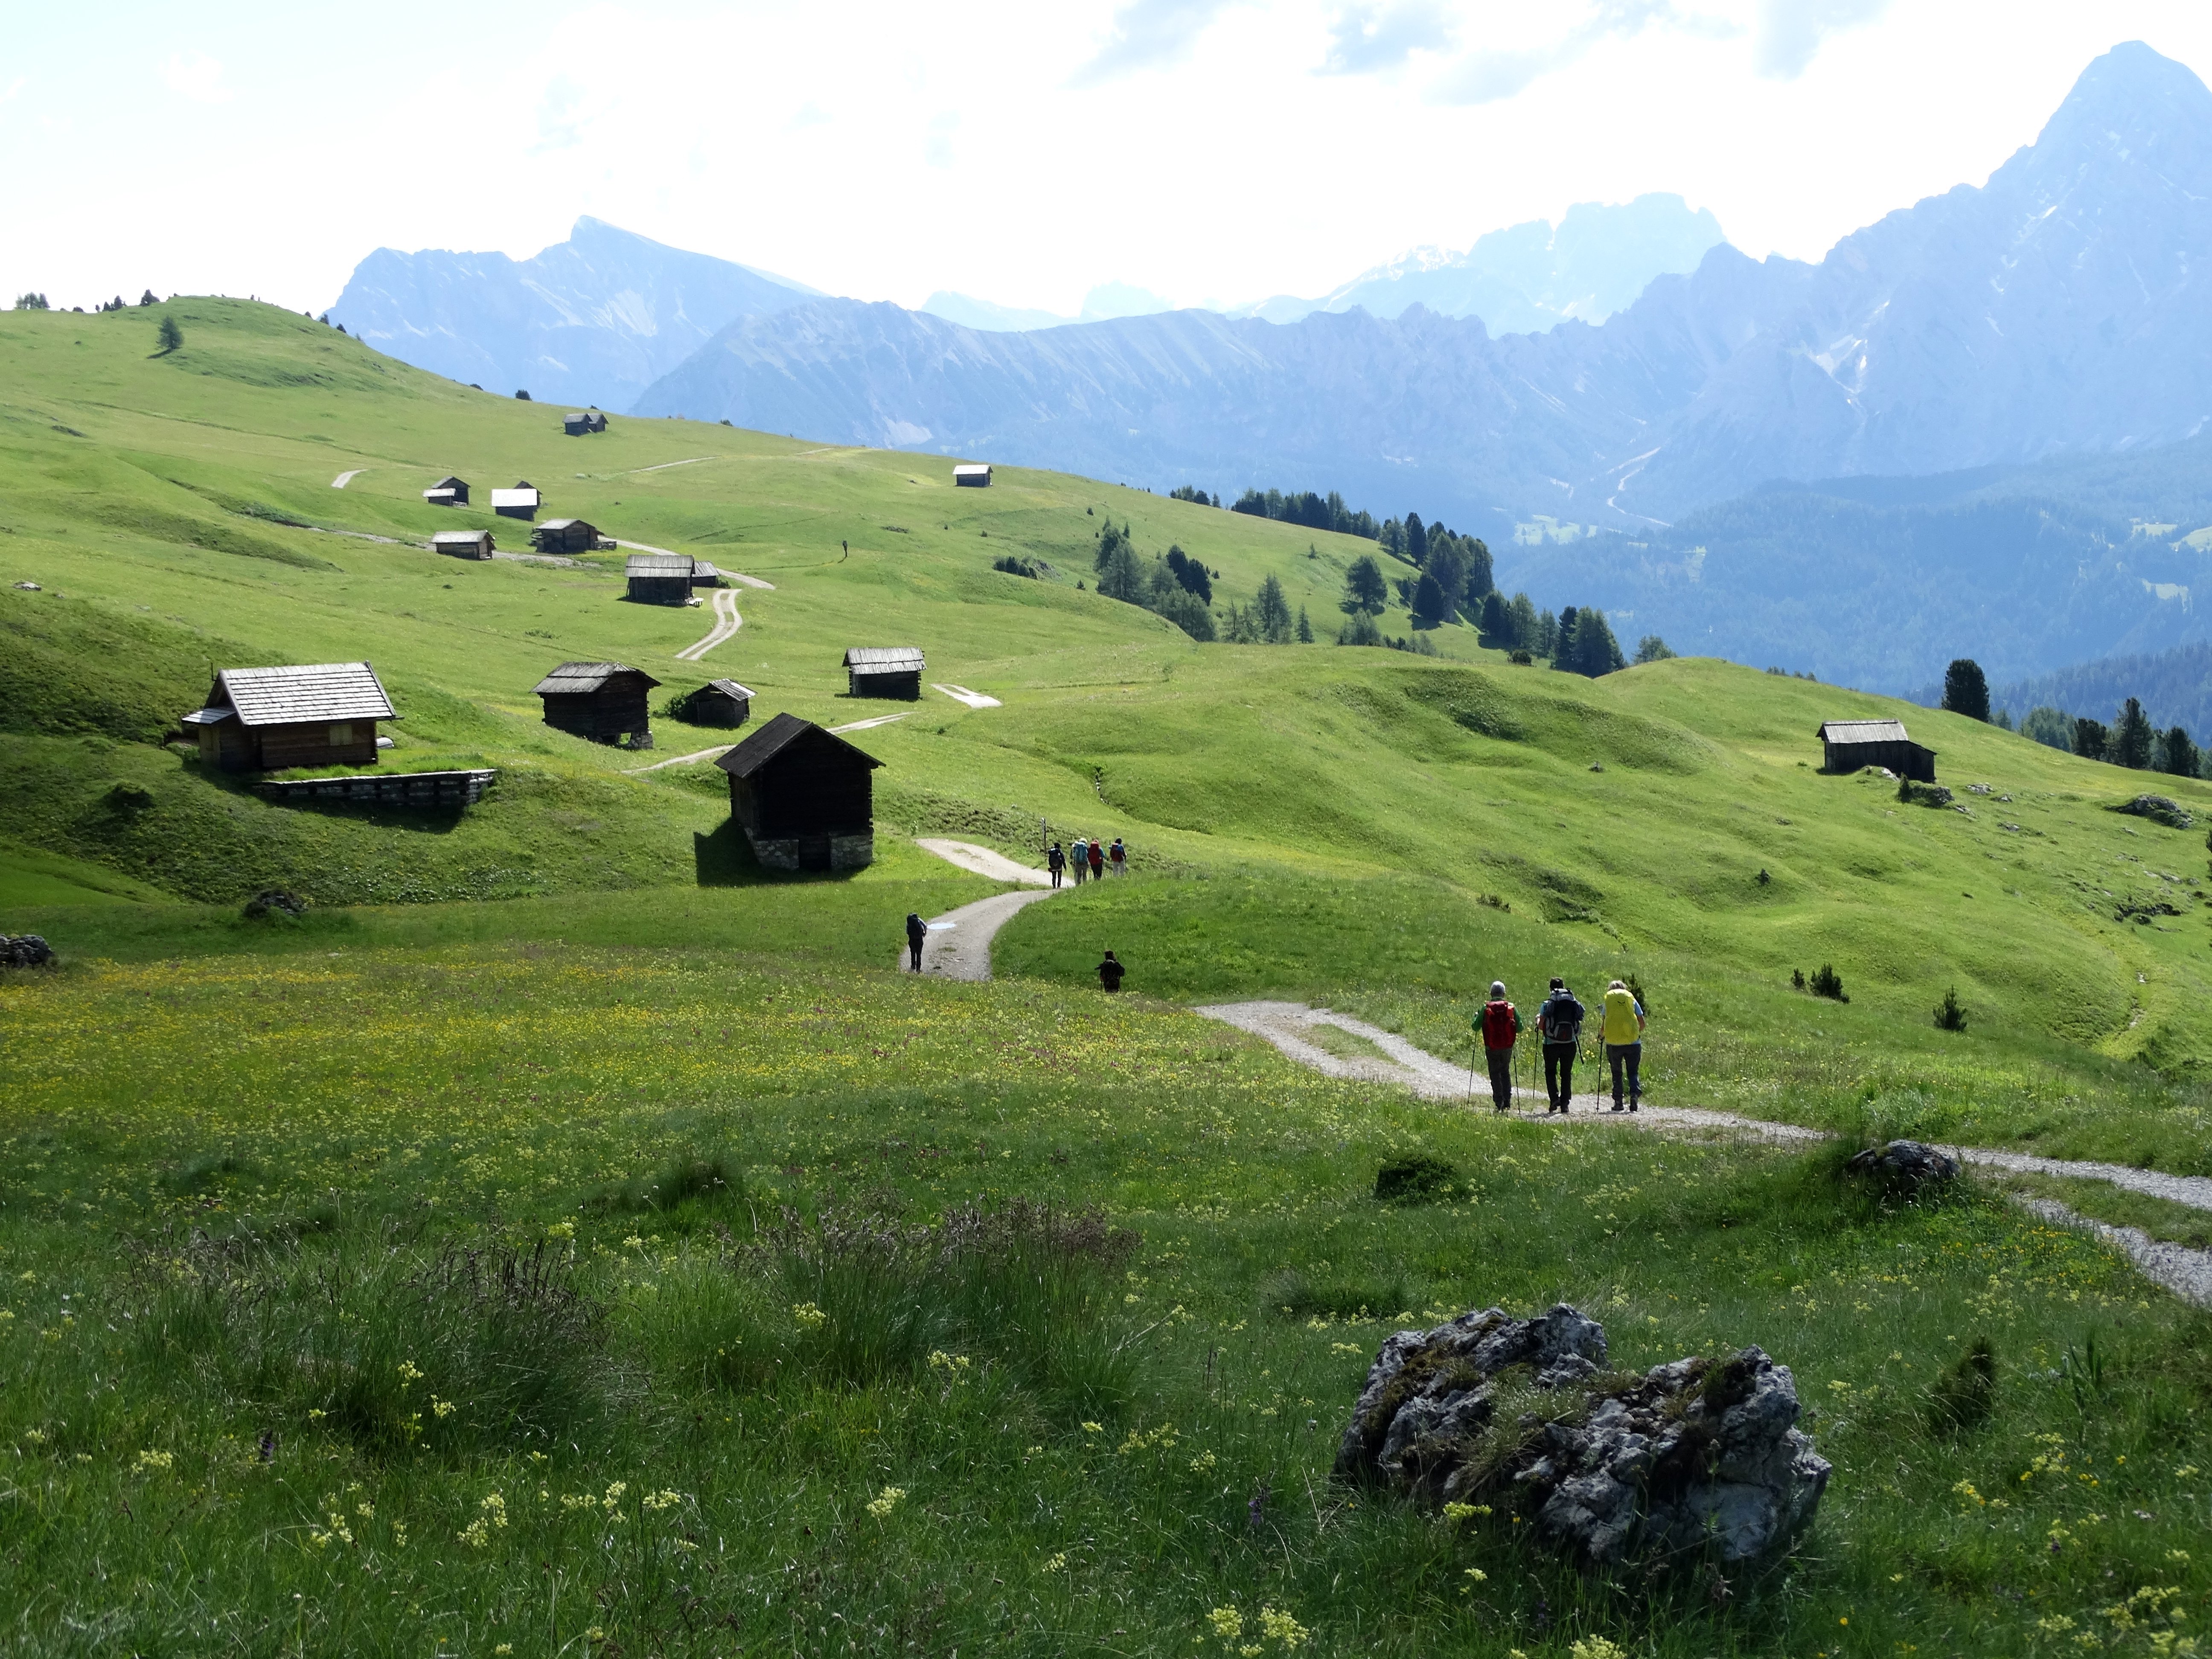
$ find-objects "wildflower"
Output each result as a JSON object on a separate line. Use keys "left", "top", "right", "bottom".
{"left": 865, "top": 1485, "right": 906, "bottom": 1519}
{"left": 790, "top": 1301, "right": 827, "bottom": 1331}
{"left": 395, "top": 1360, "right": 424, "bottom": 1387}
{"left": 641, "top": 1489, "right": 683, "bottom": 1511}
{"left": 356, "top": 1502, "right": 374, "bottom": 1519}
{"left": 546, "top": 1220, "right": 575, "bottom": 1239}
{"left": 1206, "top": 1608, "right": 1244, "bottom": 1642}
{"left": 1042, "top": 1552, "right": 1068, "bottom": 1572}
{"left": 1257, "top": 1607, "right": 1309, "bottom": 1647}
{"left": 1569, "top": 1641, "right": 1627, "bottom": 1659}
{"left": 1952, "top": 1479, "right": 1985, "bottom": 1507}
{"left": 431, "top": 1397, "right": 456, "bottom": 1419}
{"left": 1189, "top": 1451, "right": 1217, "bottom": 1473}
{"left": 1462, "top": 1568, "right": 1488, "bottom": 1588}
{"left": 601, "top": 1481, "right": 627, "bottom": 1513}
{"left": 623, "top": 1234, "right": 644, "bottom": 1250}
{"left": 392, "top": 1523, "right": 407, "bottom": 1546}
{"left": 1082, "top": 1421, "right": 1104, "bottom": 1435}
{"left": 132, "top": 1449, "right": 174, "bottom": 1474}
{"left": 1441, "top": 1502, "right": 1491, "bottom": 1522}
{"left": 496, "top": 1647, "right": 514, "bottom": 1656}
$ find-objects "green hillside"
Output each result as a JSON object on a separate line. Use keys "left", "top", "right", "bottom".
{"left": 5, "top": 298, "right": 2212, "bottom": 1158}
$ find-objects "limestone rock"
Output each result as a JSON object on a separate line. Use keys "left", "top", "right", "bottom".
{"left": 1843, "top": 1139, "right": 1960, "bottom": 1192}
{"left": 0, "top": 934, "right": 54, "bottom": 967}
{"left": 1335, "top": 1304, "right": 1829, "bottom": 1567}
{"left": 2119, "top": 794, "right": 2193, "bottom": 830}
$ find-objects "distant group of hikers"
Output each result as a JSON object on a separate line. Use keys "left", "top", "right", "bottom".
{"left": 1476, "top": 977, "right": 1647, "bottom": 1114}
{"left": 1045, "top": 836, "right": 1126, "bottom": 888}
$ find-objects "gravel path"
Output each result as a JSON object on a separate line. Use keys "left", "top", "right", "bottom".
{"left": 621, "top": 744, "right": 734, "bottom": 775}
{"left": 674, "top": 588, "right": 742, "bottom": 661}
{"left": 1198, "top": 996, "right": 2212, "bottom": 1304}
{"left": 331, "top": 469, "right": 366, "bottom": 488}
{"left": 830, "top": 712, "right": 910, "bottom": 734}
{"left": 932, "top": 684, "right": 1002, "bottom": 710}
{"left": 905, "top": 888, "right": 1060, "bottom": 981}
{"left": 917, "top": 839, "right": 1052, "bottom": 886}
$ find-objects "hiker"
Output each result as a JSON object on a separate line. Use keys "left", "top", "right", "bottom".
{"left": 905, "top": 911, "right": 927, "bottom": 972}
{"left": 1476, "top": 981, "right": 1519, "bottom": 1113}
{"left": 1602, "top": 979, "right": 1647, "bottom": 1112}
{"left": 1047, "top": 842, "right": 1066, "bottom": 888}
{"left": 1537, "top": 977, "right": 1585, "bottom": 1113}
{"left": 1070, "top": 836, "right": 1089, "bottom": 885}
{"left": 1097, "top": 949, "right": 1124, "bottom": 992}
{"left": 1088, "top": 839, "right": 1106, "bottom": 882}
{"left": 1109, "top": 837, "right": 1126, "bottom": 877}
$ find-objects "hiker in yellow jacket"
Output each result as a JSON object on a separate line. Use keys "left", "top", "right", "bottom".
{"left": 1601, "top": 979, "right": 1646, "bottom": 1113}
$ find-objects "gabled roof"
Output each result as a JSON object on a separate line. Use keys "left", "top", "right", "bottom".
{"left": 537, "top": 517, "right": 593, "bottom": 532}
{"left": 626, "top": 553, "right": 693, "bottom": 576}
{"left": 1818, "top": 719, "right": 1915, "bottom": 745}
{"left": 532, "top": 661, "right": 661, "bottom": 696}
{"left": 205, "top": 662, "right": 396, "bottom": 727}
{"left": 844, "top": 646, "right": 925, "bottom": 671}
{"left": 952, "top": 463, "right": 991, "bottom": 476}
{"left": 431, "top": 529, "right": 490, "bottom": 545}
{"left": 430, "top": 475, "right": 467, "bottom": 489}
{"left": 701, "top": 678, "right": 754, "bottom": 699}
{"left": 490, "top": 486, "right": 540, "bottom": 504}
{"left": 716, "top": 711, "right": 882, "bottom": 779}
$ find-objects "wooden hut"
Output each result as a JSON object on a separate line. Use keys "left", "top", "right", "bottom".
{"left": 714, "top": 711, "right": 881, "bottom": 871}
{"left": 1818, "top": 718, "right": 1936, "bottom": 782}
{"left": 563, "top": 412, "right": 593, "bottom": 436}
{"left": 431, "top": 529, "right": 495, "bottom": 559}
{"left": 626, "top": 552, "right": 697, "bottom": 604}
{"left": 180, "top": 661, "right": 397, "bottom": 773}
{"left": 953, "top": 463, "right": 992, "bottom": 487}
{"left": 422, "top": 475, "right": 470, "bottom": 506}
{"left": 533, "top": 662, "right": 660, "bottom": 746}
{"left": 844, "top": 646, "right": 925, "bottom": 699}
{"left": 533, "top": 518, "right": 611, "bottom": 555}
{"left": 682, "top": 679, "right": 753, "bottom": 728}
{"left": 491, "top": 481, "right": 541, "bottom": 520}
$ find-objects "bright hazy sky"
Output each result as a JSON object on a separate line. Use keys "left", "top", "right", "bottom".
{"left": 9, "top": 1, "right": 2212, "bottom": 316}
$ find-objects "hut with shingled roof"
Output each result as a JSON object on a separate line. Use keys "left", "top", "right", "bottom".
{"left": 1818, "top": 718, "right": 1936, "bottom": 782}
{"left": 843, "top": 646, "right": 924, "bottom": 700}
{"left": 180, "top": 662, "right": 397, "bottom": 773}
{"left": 715, "top": 712, "right": 881, "bottom": 871}
{"left": 534, "top": 661, "right": 660, "bottom": 747}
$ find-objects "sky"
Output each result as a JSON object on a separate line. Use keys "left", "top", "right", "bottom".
{"left": 9, "top": 0, "right": 2212, "bottom": 317}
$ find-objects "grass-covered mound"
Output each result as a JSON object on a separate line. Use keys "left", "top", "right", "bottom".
{"left": 1, "top": 951, "right": 2206, "bottom": 1655}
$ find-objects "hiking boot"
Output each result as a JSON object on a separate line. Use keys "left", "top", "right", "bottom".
{"left": 1610, "top": 1103, "right": 1625, "bottom": 1113}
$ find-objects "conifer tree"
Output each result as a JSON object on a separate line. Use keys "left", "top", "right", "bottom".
{"left": 1942, "top": 659, "right": 1991, "bottom": 722}
{"left": 1341, "top": 554, "right": 1388, "bottom": 616}
{"left": 1255, "top": 574, "right": 1294, "bottom": 643}
{"left": 2113, "top": 697, "right": 2155, "bottom": 769}
{"left": 2161, "top": 725, "right": 2197, "bottom": 778}
{"left": 156, "top": 313, "right": 183, "bottom": 352}
{"left": 1296, "top": 605, "right": 1313, "bottom": 643}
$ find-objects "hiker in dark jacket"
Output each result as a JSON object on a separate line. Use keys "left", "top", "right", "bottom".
{"left": 905, "top": 912, "right": 927, "bottom": 972}
{"left": 1047, "top": 842, "right": 1066, "bottom": 888}
{"left": 1537, "top": 977, "right": 1585, "bottom": 1113}
{"left": 1097, "top": 950, "right": 1124, "bottom": 992}
{"left": 1476, "top": 980, "right": 1519, "bottom": 1113}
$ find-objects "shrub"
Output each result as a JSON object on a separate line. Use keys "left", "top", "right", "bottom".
{"left": 1509, "top": 649, "right": 1533, "bottom": 666}
{"left": 1374, "top": 1155, "right": 1462, "bottom": 1204}
{"left": 1933, "top": 987, "right": 1968, "bottom": 1032}
{"left": 1808, "top": 964, "right": 1848, "bottom": 1002}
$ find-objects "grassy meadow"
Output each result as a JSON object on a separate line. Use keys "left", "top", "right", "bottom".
{"left": 3, "top": 297, "right": 2212, "bottom": 1653}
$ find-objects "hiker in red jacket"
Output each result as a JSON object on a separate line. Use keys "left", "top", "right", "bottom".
{"left": 1476, "top": 981, "right": 1520, "bottom": 1114}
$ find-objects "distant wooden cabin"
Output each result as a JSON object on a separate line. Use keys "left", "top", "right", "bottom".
{"left": 682, "top": 679, "right": 753, "bottom": 728}
{"left": 431, "top": 528, "right": 495, "bottom": 559}
{"left": 626, "top": 552, "right": 697, "bottom": 604}
{"left": 533, "top": 518, "right": 611, "bottom": 556}
{"left": 562, "top": 412, "right": 608, "bottom": 436}
{"left": 715, "top": 711, "right": 881, "bottom": 871}
{"left": 1819, "top": 718, "right": 1936, "bottom": 782}
{"left": 422, "top": 475, "right": 470, "bottom": 506}
{"left": 181, "top": 661, "right": 397, "bottom": 774}
{"left": 533, "top": 661, "right": 660, "bottom": 746}
{"left": 953, "top": 464, "right": 992, "bottom": 488}
{"left": 491, "top": 481, "right": 541, "bottom": 520}
{"left": 844, "top": 646, "right": 925, "bottom": 700}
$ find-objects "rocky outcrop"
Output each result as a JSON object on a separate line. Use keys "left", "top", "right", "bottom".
{"left": 1335, "top": 1304, "right": 1829, "bottom": 1567}
{"left": 1844, "top": 1139, "right": 1961, "bottom": 1193}
{"left": 2118, "top": 794, "right": 2193, "bottom": 830}
{"left": 0, "top": 935, "right": 55, "bottom": 967}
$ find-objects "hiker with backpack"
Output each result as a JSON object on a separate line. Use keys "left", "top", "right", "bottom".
{"left": 1109, "top": 837, "right": 1126, "bottom": 877}
{"left": 1097, "top": 950, "right": 1125, "bottom": 992}
{"left": 1088, "top": 840, "right": 1106, "bottom": 882}
{"left": 1070, "top": 836, "right": 1089, "bottom": 885}
{"left": 905, "top": 912, "right": 927, "bottom": 972}
{"left": 1047, "top": 842, "right": 1067, "bottom": 888}
{"left": 1476, "top": 981, "right": 1519, "bottom": 1113}
{"left": 1537, "top": 978, "right": 1585, "bottom": 1113}
{"left": 1602, "top": 979, "right": 1647, "bottom": 1112}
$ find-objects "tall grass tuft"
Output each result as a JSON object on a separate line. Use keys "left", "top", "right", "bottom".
{"left": 1928, "top": 1334, "right": 1997, "bottom": 1435}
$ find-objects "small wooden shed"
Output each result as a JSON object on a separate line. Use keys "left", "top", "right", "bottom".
{"left": 953, "top": 464, "right": 992, "bottom": 487}
{"left": 181, "top": 661, "right": 398, "bottom": 773}
{"left": 492, "top": 481, "right": 541, "bottom": 520}
{"left": 422, "top": 475, "right": 471, "bottom": 506}
{"left": 682, "top": 679, "right": 753, "bottom": 728}
{"left": 431, "top": 529, "right": 495, "bottom": 559}
{"left": 1818, "top": 718, "right": 1936, "bottom": 782}
{"left": 844, "top": 645, "right": 925, "bottom": 700}
{"left": 715, "top": 711, "right": 881, "bottom": 871}
{"left": 534, "top": 661, "right": 660, "bottom": 746}
{"left": 534, "top": 518, "right": 611, "bottom": 555}
{"left": 626, "top": 552, "right": 697, "bottom": 605}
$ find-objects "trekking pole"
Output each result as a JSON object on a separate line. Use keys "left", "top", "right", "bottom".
{"left": 1466, "top": 1036, "right": 1477, "bottom": 1105}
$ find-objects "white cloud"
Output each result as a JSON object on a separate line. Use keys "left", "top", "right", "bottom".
{"left": 1, "top": 76, "right": 26, "bottom": 105}
{"left": 1321, "top": 2, "right": 1458, "bottom": 75}
{"left": 1071, "top": 0, "right": 1238, "bottom": 86}
{"left": 1429, "top": 1, "right": 1684, "bottom": 105}
{"left": 160, "top": 50, "right": 230, "bottom": 104}
{"left": 926, "top": 111, "right": 959, "bottom": 169}
{"left": 1753, "top": 0, "right": 1889, "bottom": 79}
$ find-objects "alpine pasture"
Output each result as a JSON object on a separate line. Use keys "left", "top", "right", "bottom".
{"left": 1, "top": 299, "right": 2209, "bottom": 1656}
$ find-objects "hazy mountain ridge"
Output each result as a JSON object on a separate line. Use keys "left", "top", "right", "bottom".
{"left": 1982, "top": 640, "right": 2212, "bottom": 737}
{"left": 329, "top": 217, "right": 817, "bottom": 410}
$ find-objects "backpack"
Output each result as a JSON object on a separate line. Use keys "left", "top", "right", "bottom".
{"left": 1481, "top": 1000, "right": 1516, "bottom": 1048}
{"left": 1540, "top": 992, "right": 1583, "bottom": 1045}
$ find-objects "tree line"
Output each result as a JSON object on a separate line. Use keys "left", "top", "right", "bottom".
{"left": 1942, "top": 657, "right": 2204, "bottom": 777}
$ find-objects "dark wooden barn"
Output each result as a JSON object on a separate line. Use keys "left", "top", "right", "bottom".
{"left": 180, "top": 661, "right": 397, "bottom": 774}
{"left": 953, "top": 464, "right": 992, "bottom": 487}
{"left": 533, "top": 518, "right": 611, "bottom": 555}
{"left": 1818, "top": 719, "right": 1937, "bottom": 782}
{"left": 563, "top": 411, "right": 609, "bottom": 435}
{"left": 626, "top": 552, "right": 697, "bottom": 604}
{"left": 715, "top": 712, "right": 881, "bottom": 871}
{"left": 492, "top": 481, "right": 541, "bottom": 520}
{"left": 422, "top": 475, "right": 470, "bottom": 506}
{"left": 682, "top": 679, "right": 753, "bottom": 728}
{"left": 534, "top": 661, "right": 660, "bottom": 747}
{"left": 431, "top": 529, "right": 495, "bottom": 559}
{"left": 844, "top": 645, "right": 925, "bottom": 699}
